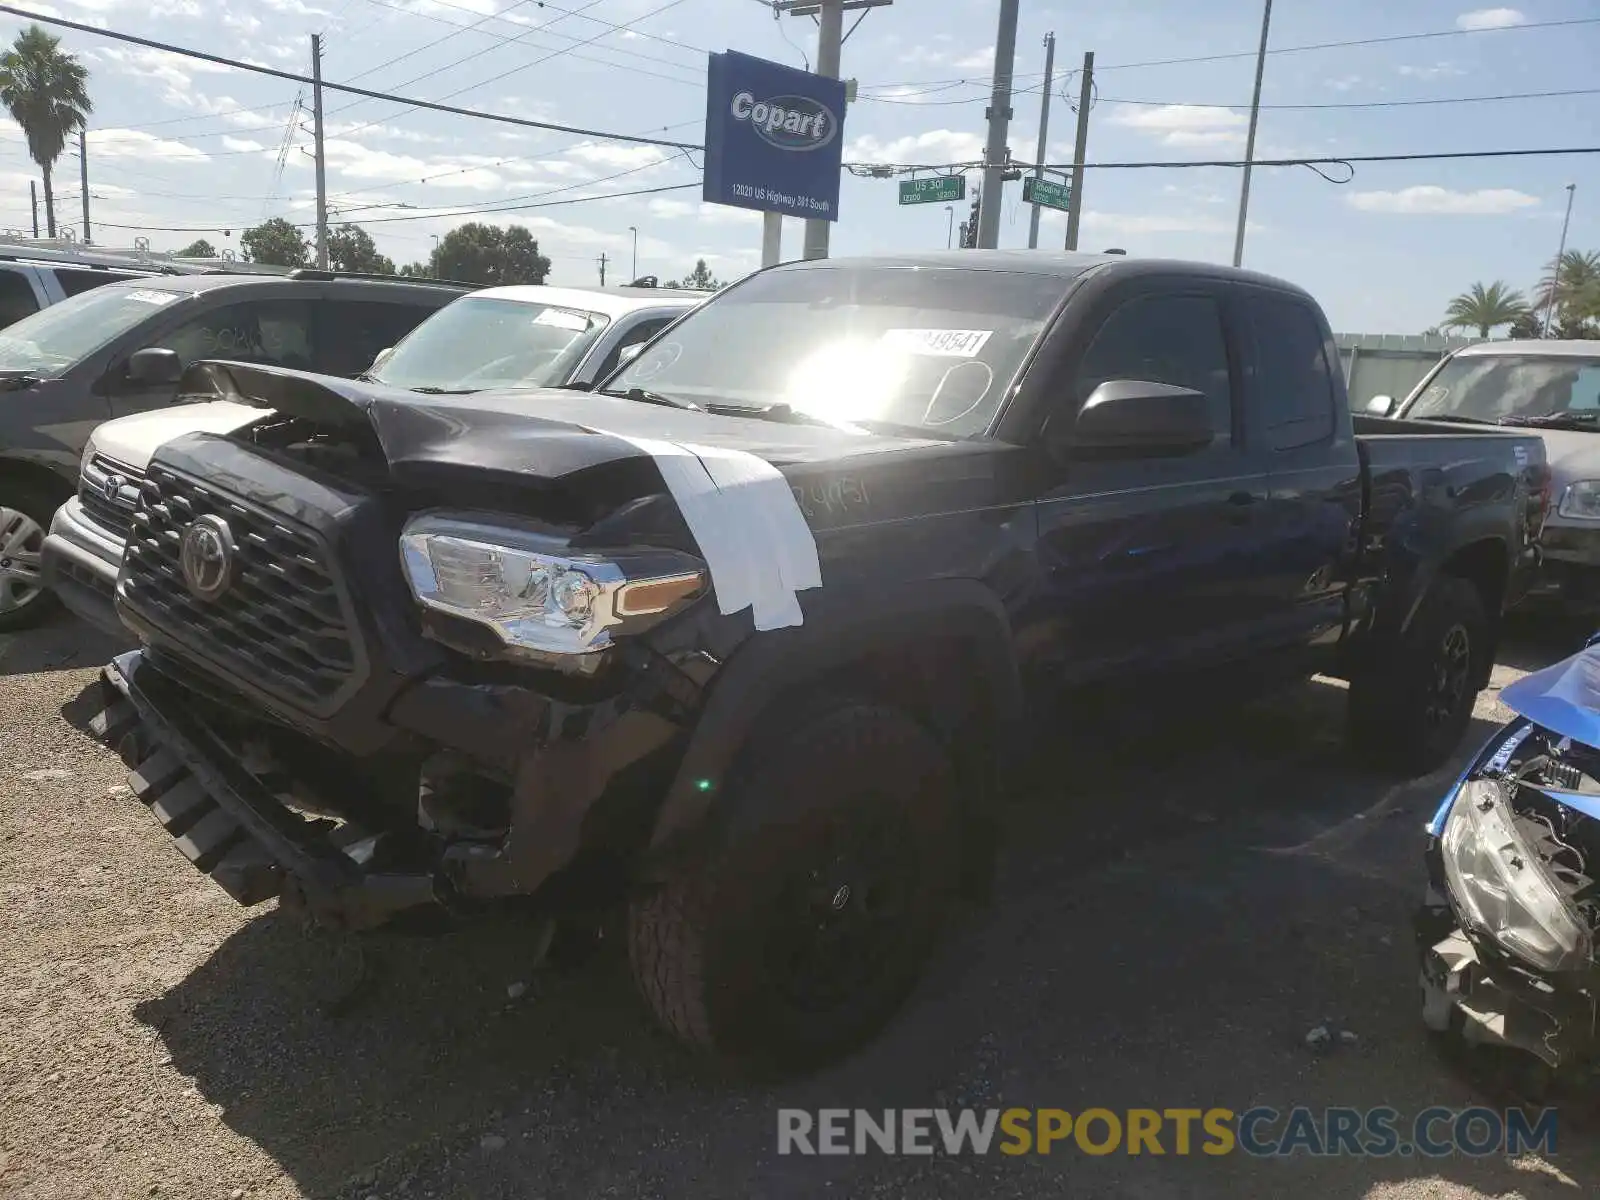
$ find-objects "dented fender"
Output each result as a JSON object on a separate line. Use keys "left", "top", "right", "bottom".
{"left": 643, "top": 577, "right": 1022, "bottom": 863}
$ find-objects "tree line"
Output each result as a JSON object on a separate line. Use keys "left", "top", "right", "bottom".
{"left": 1440, "top": 251, "right": 1600, "bottom": 340}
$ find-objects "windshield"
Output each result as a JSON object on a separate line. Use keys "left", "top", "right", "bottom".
{"left": 1404, "top": 354, "right": 1600, "bottom": 427}
{"left": 370, "top": 295, "right": 610, "bottom": 391}
{"left": 606, "top": 265, "right": 1073, "bottom": 436}
{"left": 0, "top": 283, "right": 191, "bottom": 376}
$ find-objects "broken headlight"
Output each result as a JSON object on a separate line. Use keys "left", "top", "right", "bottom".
{"left": 1439, "top": 778, "right": 1593, "bottom": 972}
{"left": 398, "top": 514, "right": 705, "bottom": 658}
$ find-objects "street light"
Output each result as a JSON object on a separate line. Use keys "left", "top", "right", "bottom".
{"left": 1543, "top": 183, "right": 1578, "bottom": 338}
{"left": 628, "top": 225, "right": 638, "bottom": 279}
{"left": 945, "top": 204, "right": 954, "bottom": 249}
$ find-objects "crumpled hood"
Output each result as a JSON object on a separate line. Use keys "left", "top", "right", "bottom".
{"left": 185, "top": 359, "right": 943, "bottom": 490}
{"left": 90, "top": 399, "right": 261, "bottom": 472}
{"left": 1500, "top": 643, "right": 1600, "bottom": 753}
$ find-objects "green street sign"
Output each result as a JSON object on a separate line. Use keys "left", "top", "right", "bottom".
{"left": 898, "top": 176, "right": 965, "bottom": 205}
{"left": 1022, "top": 175, "right": 1072, "bottom": 212}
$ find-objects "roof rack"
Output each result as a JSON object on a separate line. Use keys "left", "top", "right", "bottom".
{"left": 0, "top": 243, "right": 193, "bottom": 275}
{"left": 284, "top": 267, "right": 478, "bottom": 290}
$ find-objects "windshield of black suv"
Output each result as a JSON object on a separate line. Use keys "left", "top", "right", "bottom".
{"left": 1404, "top": 353, "right": 1600, "bottom": 428}
{"left": 370, "top": 295, "right": 611, "bottom": 392}
{"left": 0, "top": 282, "right": 192, "bottom": 377}
{"left": 605, "top": 265, "right": 1073, "bottom": 437}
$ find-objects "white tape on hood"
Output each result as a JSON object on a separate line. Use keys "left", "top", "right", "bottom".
{"left": 595, "top": 433, "right": 822, "bottom": 630}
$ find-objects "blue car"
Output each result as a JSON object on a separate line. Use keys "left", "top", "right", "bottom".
{"left": 1419, "top": 632, "right": 1600, "bottom": 1071}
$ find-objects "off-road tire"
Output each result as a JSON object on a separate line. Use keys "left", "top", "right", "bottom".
{"left": 0, "top": 483, "right": 63, "bottom": 632}
{"left": 1349, "top": 574, "right": 1488, "bottom": 776}
{"left": 627, "top": 699, "right": 962, "bottom": 1075}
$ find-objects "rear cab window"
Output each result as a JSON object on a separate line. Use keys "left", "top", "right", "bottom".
{"left": 1243, "top": 294, "right": 1338, "bottom": 451}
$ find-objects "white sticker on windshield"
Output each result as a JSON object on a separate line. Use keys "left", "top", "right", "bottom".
{"left": 533, "top": 308, "right": 590, "bottom": 331}
{"left": 125, "top": 289, "right": 177, "bottom": 306}
{"left": 880, "top": 328, "right": 993, "bottom": 358}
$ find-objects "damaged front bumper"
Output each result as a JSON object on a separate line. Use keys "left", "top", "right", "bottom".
{"left": 88, "top": 645, "right": 694, "bottom": 930}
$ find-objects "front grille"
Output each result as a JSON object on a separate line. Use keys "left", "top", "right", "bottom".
{"left": 78, "top": 454, "right": 145, "bottom": 540}
{"left": 121, "top": 464, "right": 359, "bottom": 711}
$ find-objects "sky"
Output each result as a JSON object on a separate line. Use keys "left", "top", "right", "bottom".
{"left": 0, "top": 0, "right": 1595, "bottom": 333}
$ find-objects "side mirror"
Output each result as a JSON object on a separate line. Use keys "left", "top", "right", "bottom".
{"left": 125, "top": 347, "right": 182, "bottom": 387}
{"left": 615, "top": 342, "right": 645, "bottom": 368}
{"left": 1052, "top": 379, "right": 1215, "bottom": 459}
{"left": 1366, "top": 394, "right": 1397, "bottom": 417}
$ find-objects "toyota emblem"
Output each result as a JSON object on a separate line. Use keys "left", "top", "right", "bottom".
{"left": 102, "top": 473, "right": 124, "bottom": 503}
{"left": 178, "top": 515, "right": 236, "bottom": 602}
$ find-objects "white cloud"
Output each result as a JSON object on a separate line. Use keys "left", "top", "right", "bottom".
{"left": 320, "top": 139, "right": 508, "bottom": 190}
{"left": 87, "top": 128, "right": 209, "bottom": 162}
{"left": 1397, "top": 62, "right": 1466, "bottom": 80}
{"left": 565, "top": 143, "right": 669, "bottom": 171}
{"left": 221, "top": 136, "right": 267, "bottom": 154}
{"left": 1346, "top": 185, "right": 1539, "bottom": 215}
{"left": 845, "top": 128, "right": 983, "bottom": 164}
{"left": 95, "top": 45, "right": 232, "bottom": 108}
{"left": 1326, "top": 75, "right": 1365, "bottom": 92}
{"left": 646, "top": 198, "right": 762, "bottom": 225}
{"left": 953, "top": 46, "right": 994, "bottom": 71}
{"left": 896, "top": 43, "right": 993, "bottom": 72}
{"left": 1456, "top": 8, "right": 1525, "bottom": 31}
{"left": 1110, "top": 104, "right": 1247, "bottom": 147}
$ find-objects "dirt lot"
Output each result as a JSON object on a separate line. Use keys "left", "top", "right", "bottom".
{"left": 3, "top": 612, "right": 1600, "bottom": 1199}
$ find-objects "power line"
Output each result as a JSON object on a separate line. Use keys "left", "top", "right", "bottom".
{"left": 857, "top": 14, "right": 1600, "bottom": 93}
{"left": 88, "top": 180, "right": 701, "bottom": 233}
{"left": 338, "top": 0, "right": 539, "bottom": 85}
{"left": 345, "top": 0, "right": 703, "bottom": 88}
{"left": 0, "top": 5, "right": 702, "bottom": 151}
{"left": 329, "top": 0, "right": 690, "bottom": 142}
{"left": 1096, "top": 86, "right": 1600, "bottom": 111}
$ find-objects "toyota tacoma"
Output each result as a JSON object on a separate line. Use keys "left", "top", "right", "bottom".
{"left": 85, "top": 251, "right": 1548, "bottom": 1072}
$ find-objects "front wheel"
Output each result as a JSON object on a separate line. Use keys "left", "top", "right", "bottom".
{"left": 627, "top": 700, "right": 963, "bottom": 1075}
{"left": 0, "top": 486, "right": 61, "bottom": 632}
{"left": 1349, "top": 575, "right": 1488, "bottom": 776}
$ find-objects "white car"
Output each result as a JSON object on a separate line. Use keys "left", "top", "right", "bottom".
{"left": 43, "top": 282, "right": 704, "bottom": 634}
{"left": 1378, "top": 338, "right": 1600, "bottom": 610}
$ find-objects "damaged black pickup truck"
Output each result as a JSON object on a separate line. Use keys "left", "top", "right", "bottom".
{"left": 86, "top": 251, "right": 1549, "bottom": 1072}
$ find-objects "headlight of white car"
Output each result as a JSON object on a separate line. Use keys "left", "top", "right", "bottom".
{"left": 79, "top": 436, "right": 99, "bottom": 481}
{"left": 1557, "top": 480, "right": 1600, "bottom": 520}
{"left": 398, "top": 513, "right": 705, "bottom": 662}
{"left": 1439, "top": 778, "right": 1592, "bottom": 972}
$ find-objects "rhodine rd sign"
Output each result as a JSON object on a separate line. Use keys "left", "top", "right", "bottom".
{"left": 704, "top": 49, "right": 846, "bottom": 222}
{"left": 729, "top": 91, "right": 838, "bottom": 152}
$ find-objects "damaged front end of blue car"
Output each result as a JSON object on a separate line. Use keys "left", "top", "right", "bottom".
{"left": 1418, "top": 632, "right": 1600, "bottom": 1071}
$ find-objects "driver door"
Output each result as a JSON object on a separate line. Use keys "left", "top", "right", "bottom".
{"left": 1026, "top": 284, "right": 1272, "bottom": 683}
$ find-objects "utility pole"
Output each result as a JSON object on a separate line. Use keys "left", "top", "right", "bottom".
{"left": 1027, "top": 33, "right": 1055, "bottom": 250}
{"left": 1232, "top": 0, "right": 1273, "bottom": 267}
{"left": 597, "top": 252, "right": 608, "bottom": 286}
{"left": 977, "top": 0, "right": 1020, "bottom": 249}
{"left": 29, "top": 180, "right": 37, "bottom": 239}
{"left": 311, "top": 34, "right": 329, "bottom": 271}
{"left": 802, "top": 0, "right": 843, "bottom": 261}
{"left": 78, "top": 129, "right": 90, "bottom": 244}
{"left": 627, "top": 225, "right": 638, "bottom": 279}
{"left": 1543, "top": 183, "right": 1577, "bottom": 337}
{"left": 1064, "top": 52, "right": 1094, "bottom": 250}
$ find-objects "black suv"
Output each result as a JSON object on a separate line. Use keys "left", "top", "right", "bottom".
{"left": 0, "top": 269, "right": 470, "bottom": 629}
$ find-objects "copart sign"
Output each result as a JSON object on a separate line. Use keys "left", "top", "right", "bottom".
{"left": 704, "top": 49, "right": 846, "bottom": 222}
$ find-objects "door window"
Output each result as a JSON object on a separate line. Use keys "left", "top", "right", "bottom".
{"left": 1245, "top": 297, "right": 1337, "bottom": 451}
{"left": 53, "top": 267, "right": 143, "bottom": 298}
{"left": 152, "top": 299, "right": 314, "bottom": 371}
{"left": 1075, "top": 293, "right": 1235, "bottom": 446}
{"left": 316, "top": 299, "right": 440, "bottom": 377}
{"left": 593, "top": 315, "right": 674, "bottom": 382}
{"left": 0, "top": 268, "right": 40, "bottom": 329}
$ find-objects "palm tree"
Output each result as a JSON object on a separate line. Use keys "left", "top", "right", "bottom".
{"left": 0, "top": 26, "right": 90, "bottom": 239}
{"left": 1443, "top": 281, "right": 1529, "bottom": 339}
{"left": 1535, "top": 249, "right": 1600, "bottom": 320}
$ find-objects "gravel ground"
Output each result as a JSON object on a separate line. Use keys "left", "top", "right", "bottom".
{"left": 3, "top": 610, "right": 1599, "bottom": 1199}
